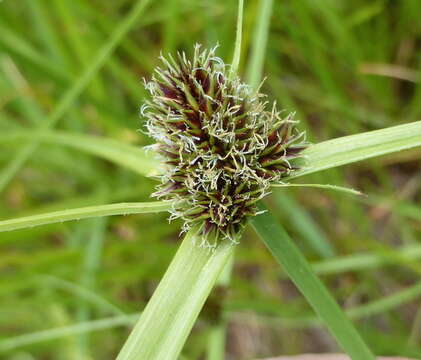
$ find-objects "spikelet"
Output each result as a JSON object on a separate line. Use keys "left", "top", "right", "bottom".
{"left": 143, "top": 44, "right": 306, "bottom": 245}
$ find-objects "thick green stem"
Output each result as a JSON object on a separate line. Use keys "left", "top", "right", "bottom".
{"left": 117, "top": 230, "right": 235, "bottom": 360}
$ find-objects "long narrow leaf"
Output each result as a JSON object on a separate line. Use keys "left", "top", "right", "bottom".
{"left": 272, "top": 183, "right": 362, "bottom": 196}
{"left": 0, "top": 131, "right": 160, "bottom": 176}
{"left": 0, "top": 314, "right": 140, "bottom": 353}
{"left": 38, "top": 275, "right": 125, "bottom": 316}
{"left": 0, "top": 201, "right": 170, "bottom": 232}
{"left": 313, "top": 244, "right": 421, "bottom": 275}
{"left": 117, "top": 230, "right": 235, "bottom": 360}
{"left": 246, "top": 0, "right": 273, "bottom": 88}
{"left": 292, "top": 120, "right": 421, "bottom": 179}
{"left": 251, "top": 202, "right": 375, "bottom": 360}
{"left": 4, "top": 121, "right": 421, "bottom": 181}
{"left": 230, "top": 0, "right": 243, "bottom": 76}
{"left": 272, "top": 192, "right": 335, "bottom": 258}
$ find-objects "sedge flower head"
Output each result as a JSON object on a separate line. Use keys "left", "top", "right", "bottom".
{"left": 143, "top": 45, "right": 306, "bottom": 245}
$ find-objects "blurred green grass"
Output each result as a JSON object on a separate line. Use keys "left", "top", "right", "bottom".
{"left": 0, "top": 0, "right": 420, "bottom": 359}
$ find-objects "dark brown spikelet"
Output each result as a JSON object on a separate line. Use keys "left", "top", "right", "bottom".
{"left": 143, "top": 45, "right": 307, "bottom": 246}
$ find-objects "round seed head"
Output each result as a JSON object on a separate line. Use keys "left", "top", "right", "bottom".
{"left": 143, "top": 44, "right": 307, "bottom": 245}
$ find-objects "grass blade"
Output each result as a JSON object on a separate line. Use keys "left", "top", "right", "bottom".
{"left": 38, "top": 275, "right": 125, "bottom": 316}
{"left": 0, "top": 0, "right": 152, "bottom": 193}
{"left": 347, "top": 282, "right": 421, "bottom": 320}
{"left": 293, "top": 120, "right": 421, "bottom": 179}
{"left": 251, "top": 202, "right": 375, "bottom": 360}
{"left": 246, "top": 0, "right": 273, "bottom": 88}
{"left": 272, "top": 183, "right": 362, "bottom": 196}
{"left": 76, "top": 217, "right": 107, "bottom": 356}
{"left": 5, "top": 120, "right": 420, "bottom": 182}
{"left": 272, "top": 192, "right": 335, "bottom": 258}
{"left": 312, "top": 244, "right": 421, "bottom": 276}
{"left": 0, "top": 201, "right": 170, "bottom": 232}
{"left": 116, "top": 230, "right": 235, "bottom": 360}
{"left": 0, "top": 22, "right": 71, "bottom": 83}
{"left": 230, "top": 0, "right": 244, "bottom": 76}
{"left": 0, "top": 130, "right": 160, "bottom": 176}
{"left": 0, "top": 314, "right": 140, "bottom": 353}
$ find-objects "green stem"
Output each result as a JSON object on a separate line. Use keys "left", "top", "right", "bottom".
{"left": 116, "top": 230, "right": 235, "bottom": 360}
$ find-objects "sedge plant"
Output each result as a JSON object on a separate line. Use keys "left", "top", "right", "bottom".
{"left": 1, "top": 0, "right": 421, "bottom": 359}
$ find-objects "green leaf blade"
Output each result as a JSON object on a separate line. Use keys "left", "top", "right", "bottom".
{"left": 230, "top": 0, "right": 244, "bottom": 76}
{"left": 0, "top": 201, "right": 170, "bottom": 233}
{"left": 272, "top": 192, "right": 335, "bottom": 258}
{"left": 0, "top": 130, "right": 160, "bottom": 177}
{"left": 246, "top": 0, "right": 273, "bottom": 88}
{"left": 117, "top": 230, "right": 234, "bottom": 360}
{"left": 272, "top": 183, "right": 362, "bottom": 196}
{"left": 251, "top": 202, "right": 376, "bottom": 360}
{"left": 293, "top": 120, "right": 421, "bottom": 179}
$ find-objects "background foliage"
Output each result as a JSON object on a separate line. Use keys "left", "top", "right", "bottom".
{"left": 0, "top": 0, "right": 421, "bottom": 359}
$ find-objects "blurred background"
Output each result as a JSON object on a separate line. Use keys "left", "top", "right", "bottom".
{"left": 0, "top": 0, "right": 421, "bottom": 359}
